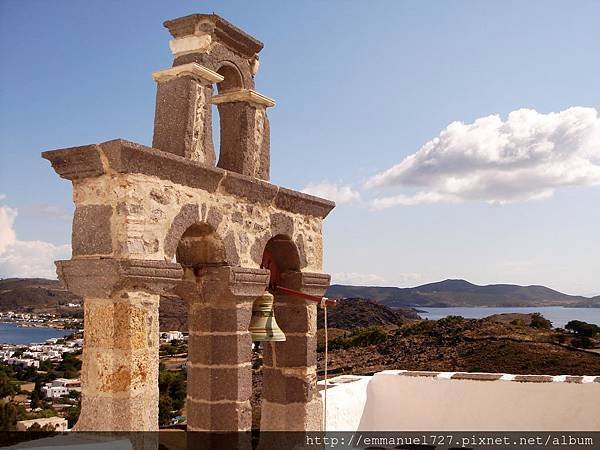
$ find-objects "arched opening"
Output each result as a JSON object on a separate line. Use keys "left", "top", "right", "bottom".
{"left": 213, "top": 63, "right": 244, "bottom": 171}
{"left": 262, "top": 235, "right": 302, "bottom": 286}
{"left": 216, "top": 64, "right": 244, "bottom": 93}
{"left": 252, "top": 235, "right": 301, "bottom": 430}
{"left": 158, "top": 222, "right": 226, "bottom": 430}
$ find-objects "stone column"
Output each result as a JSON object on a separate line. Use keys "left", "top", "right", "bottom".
{"left": 185, "top": 266, "right": 269, "bottom": 432}
{"left": 260, "top": 271, "right": 330, "bottom": 431}
{"left": 212, "top": 89, "right": 274, "bottom": 181}
{"left": 56, "top": 259, "right": 182, "bottom": 431}
{"left": 152, "top": 63, "right": 224, "bottom": 164}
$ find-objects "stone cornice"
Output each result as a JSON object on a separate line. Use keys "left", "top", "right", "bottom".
{"left": 164, "top": 14, "right": 264, "bottom": 57}
{"left": 42, "top": 139, "right": 335, "bottom": 218}
{"left": 152, "top": 63, "right": 224, "bottom": 83}
{"left": 212, "top": 89, "right": 275, "bottom": 107}
{"left": 56, "top": 259, "right": 183, "bottom": 298}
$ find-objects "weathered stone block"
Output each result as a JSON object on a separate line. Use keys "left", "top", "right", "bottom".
{"left": 270, "top": 212, "right": 294, "bottom": 237}
{"left": 41, "top": 144, "right": 104, "bottom": 180}
{"left": 152, "top": 76, "right": 216, "bottom": 164}
{"left": 220, "top": 169, "right": 278, "bottom": 204}
{"left": 76, "top": 391, "right": 158, "bottom": 431}
{"left": 262, "top": 367, "right": 317, "bottom": 403}
{"left": 217, "top": 102, "right": 269, "bottom": 180}
{"left": 188, "top": 333, "right": 252, "bottom": 365}
{"left": 188, "top": 366, "right": 251, "bottom": 402}
{"left": 187, "top": 399, "right": 252, "bottom": 431}
{"left": 72, "top": 205, "right": 113, "bottom": 256}
{"left": 82, "top": 348, "right": 157, "bottom": 396}
{"left": 263, "top": 334, "right": 317, "bottom": 368}
{"left": 189, "top": 305, "right": 253, "bottom": 333}
{"left": 100, "top": 139, "right": 225, "bottom": 192}
{"left": 273, "top": 301, "right": 316, "bottom": 334}
{"left": 260, "top": 398, "right": 322, "bottom": 431}
{"left": 83, "top": 295, "right": 159, "bottom": 350}
{"left": 274, "top": 187, "right": 335, "bottom": 218}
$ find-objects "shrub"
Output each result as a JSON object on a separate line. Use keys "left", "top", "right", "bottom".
{"left": 325, "top": 327, "right": 388, "bottom": 351}
{"left": 572, "top": 336, "right": 594, "bottom": 349}
{"left": 402, "top": 320, "right": 437, "bottom": 336}
{"left": 530, "top": 313, "right": 552, "bottom": 330}
{"left": 565, "top": 320, "right": 600, "bottom": 337}
{"left": 437, "top": 315, "right": 465, "bottom": 327}
{"left": 510, "top": 318, "right": 526, "bottom": 327}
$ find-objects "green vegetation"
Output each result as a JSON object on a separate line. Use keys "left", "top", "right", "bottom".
{"left": 565, "top": 320, "right": 600, "bottom": 338}
{"left": 0, "top": 368, "right": 17, "bottom": 399}
{"left": 401, "top": 320, "right": 437, "bottom": 336}
{"left": 530, "top": 313, "right": 552, "bottom": 330}
{"left": 160, "top": 341, "right": 187, "bottom": 356}
{"left": 322, "top": 327, "right": 388, "bottom": 351}
{"left": 55, "top": 352, "right": 82, "bottom": 378}
{"left": 0, "top": 402, "right": 18, "bottom": 431}
{"left": 437, "top": 315, "right": 465, "bottom": 327}
{"left": 510, "top": 318, "right": 527, "bottom": 327}
{"left": 158, "top": 363, "right": 186, "bottom": 427}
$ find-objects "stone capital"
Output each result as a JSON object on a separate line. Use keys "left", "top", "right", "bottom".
{"left": 152, "top": 62, "right": 224, "bottom": 84}
{"left": 56, "top": 258, "right": 183, "bottom": 298}
{"left": 174, "top": 265, "right": 270, "bottom": 305}
{"left": 195, "top": 265, "right": 270, "bottom": 305}
{"left": 212, "top": 89, "right": 275, "bottom": 107}
{"left": 279, "top": 271, "right": 331, "bottom": 298}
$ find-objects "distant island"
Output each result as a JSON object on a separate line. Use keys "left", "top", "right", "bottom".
{"left": 326, "top": 279, "right": 600, "bottom": 308}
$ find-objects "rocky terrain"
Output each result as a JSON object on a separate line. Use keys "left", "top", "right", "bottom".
{"left": 327, "top": 279, "right": 600, "bottom": 308}
{"left": 0, "top": 278, "right": 82, "bottom": 318}
{"left": 317, "top": 297, "right": 420, "bottom": 329}
{"left": 316, "top": 314, "right": 600, "bottom": 376}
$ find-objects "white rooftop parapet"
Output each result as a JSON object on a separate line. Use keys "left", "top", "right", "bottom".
{"left": 320, "top": 370, "right": 600, "bottom": 431}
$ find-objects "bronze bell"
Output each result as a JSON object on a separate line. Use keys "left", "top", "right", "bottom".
{"left": 249, "top": 291, "right": 286, "bottom": 342}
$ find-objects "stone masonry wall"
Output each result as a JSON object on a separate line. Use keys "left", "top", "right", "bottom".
{"left": 71, "top": 171, "right": 324, "bottom": 271}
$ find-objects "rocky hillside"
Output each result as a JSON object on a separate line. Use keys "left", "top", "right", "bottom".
{"left": 317, "top": 314, "right": 600, "bottom": 376}
{"left": 317, "top": 297, "right": 419, "bottom": 329}
{"left": 0, "top": 278, "right": 82, "bottom": 317}
{"left": 0, "top": 278, "right": 186, "bottom": 331}
{"left": 327, "top": 279, "right": 600, "bottom": 308}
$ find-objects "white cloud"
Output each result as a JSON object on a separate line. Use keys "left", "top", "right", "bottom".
{"left": 24, "top": 203, "right": 72, "bottom": 221}
{"left": 0, "top": 203, "right": 70, "bottom": 279}
{"left": 366, "top": 107, "right": 600, "bottom": 207}
{"left": 0, "top": 204, "right": 17, "bottom": 254}
{"left": 302, "top": 182, "right": 360, "bottom": 204}
{"left": 331, "top": 272, "right": 386, "bottom": 285}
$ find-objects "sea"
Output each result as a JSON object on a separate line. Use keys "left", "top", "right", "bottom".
{"left": 0, "top": 323, "right": 76, "bottom": 345}
{"left": 417, "top": 306, "right": 600, "bottom": 328}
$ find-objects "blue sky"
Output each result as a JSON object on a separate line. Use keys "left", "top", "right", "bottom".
{"left": 1, "top": 1, "right": 599, "bottom": 295}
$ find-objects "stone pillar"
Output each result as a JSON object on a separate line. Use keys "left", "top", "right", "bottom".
{"left": 212, "top": 89, "right": 274, "bottom": 181}
{"left": 260, "top": 271, "right": 330, "bottom": 431}
{"left": 185, "top": 266, "right": 269, "bottom": 432}
{"left": 55, "top": 259, "right": 182, "bottom": 431}
{"left": 152, "top": 63, "right": 224, "bottom": 164}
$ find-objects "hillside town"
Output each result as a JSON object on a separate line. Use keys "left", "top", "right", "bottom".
{"left": 0, "top": 310, "right": 81, "bottom": 330}
{"left": 0, "top": 324, "right": 191, "bottom": 432}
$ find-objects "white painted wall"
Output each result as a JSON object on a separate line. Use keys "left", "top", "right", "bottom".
{"left": 320, "top": 371, "right": 600, "bottom": 431}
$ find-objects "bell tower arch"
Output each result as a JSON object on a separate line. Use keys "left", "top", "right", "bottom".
{"left": 42, "top": 13, "right": 334, "bottom": 435}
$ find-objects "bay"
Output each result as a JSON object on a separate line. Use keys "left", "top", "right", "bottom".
{"left": 0, "top": 322, "right": 75, "bottom": 345}
{"left": 417, "top": 306, "right": 600, "bottom": 328}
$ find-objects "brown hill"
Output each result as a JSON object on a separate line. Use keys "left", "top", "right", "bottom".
{"left": 0, "top": 278, "right": 82, "bottom": 317}
{"left": 317, "top": 297, "right": 419, "bottom": 329}
{"left": 327, "top": 279, "right": 600, "bottom": 307}
{"left": 318, "top": 315, "right": 600, "bottom": 376}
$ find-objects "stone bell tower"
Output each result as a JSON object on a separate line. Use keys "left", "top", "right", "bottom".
{"left": 42, "top": 13, "right": 334, "bottom": 433}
